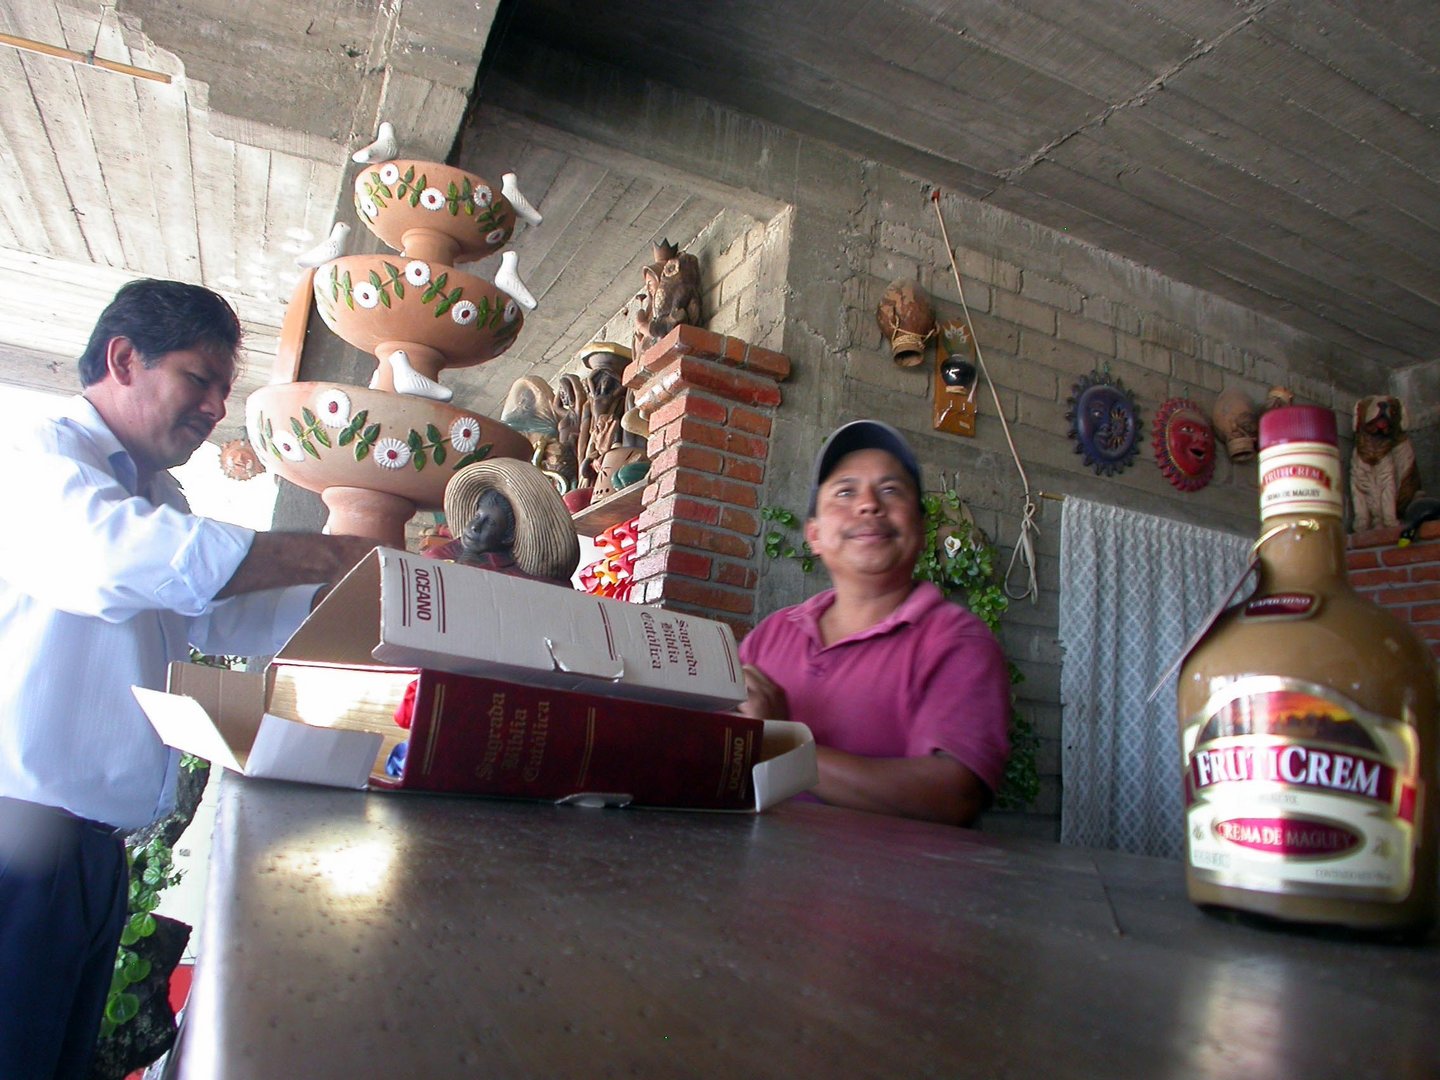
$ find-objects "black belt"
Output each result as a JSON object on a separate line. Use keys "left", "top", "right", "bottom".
{"left": 0, "top": 796, "right": 127, "bottom": 837}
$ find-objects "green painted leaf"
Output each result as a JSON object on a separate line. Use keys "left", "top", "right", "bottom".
{"left": 301, "top": 439, "right": 319, "bottom": 459}
{"left": 413, "top": 450, "right": 428, "bottom": 470}
{"left": 301, "top": 407, "right": 318, "bottom": 428}
{"left": 425, "top": 424, "right": 443, "bottom": 443}
{"left": 404, "top": 165, "right": 415, "bottom": 183}
{"left": 290, "top": 417, "right": 305, "bottom": 438}
{"left": 363, "top": 424, "right": 381, "bottom": 442}
{"left": 433, "top": 445, "right": 446, "bottom": 466}
{"left": 314, "top": 428, "right": 332, "bottom": 449}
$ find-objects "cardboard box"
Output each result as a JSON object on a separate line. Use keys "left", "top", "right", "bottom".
{"left": 134, "top": 663, "right": 381, "bottom": 790}
{"left": 131, "top": 554, "right": 815, "bottom": 810}
{"left": 134, "top": 662, "right": 817, "bottom": 812}
{"left": 276, "top": 547, "right": 745, "bottom": 711}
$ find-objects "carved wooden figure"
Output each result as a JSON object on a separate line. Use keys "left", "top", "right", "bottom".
{"left": 632, "top": 239, "right": 702, "bottom": 361}
{"left": 1350, "top": 395, "right": 1422, "bottom": 532}
{"left": 553, "top": 373, "right": 587, "bottom": 492}
{"left": 575, "top": 343, "right": 633, "bottom": 492}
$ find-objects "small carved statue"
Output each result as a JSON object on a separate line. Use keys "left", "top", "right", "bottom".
{"left": 1350, "top": 395, "right": 1422, "bottom": 532}
{"left": 632, "top": 239, "right": 702, "bottom": 361}
{"left": 553, "top": 372, "right": 588, "bottom": 492}
{"left": 500, "top": 375, "right": 566, "bottom": 490}
{"left": 436, "top": 459, "right": 580, "bottom": 585}
{"left": 576, "top": 343, "right": 632, "bottom": 492}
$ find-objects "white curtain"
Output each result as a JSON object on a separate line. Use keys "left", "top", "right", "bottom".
{"left": 1058, "top": 497, "right": 1251, "bottom": 858}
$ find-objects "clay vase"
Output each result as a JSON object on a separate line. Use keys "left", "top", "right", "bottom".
{"left": 246, "top": 382, "right": 533, "bottom": 547}
{"left": 1262, "top": 385, "right": 1295, "bottom": 414}
{"left": 876, "top": 279, "right": 935, "bottom": 367}
{"left": 354, "top": 161, "right": 522, "bottom": 264}
{"left": 1212, "top": 387, "right": 1259, "bottom": 462}
{"left": 314, "top": 255, "right": 523, "bottom": 387}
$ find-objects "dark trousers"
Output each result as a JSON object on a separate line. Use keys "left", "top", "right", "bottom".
{"left": 0, "top": 796, "right": 129, "bottom": 1080}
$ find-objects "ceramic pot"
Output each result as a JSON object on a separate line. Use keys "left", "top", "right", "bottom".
{"left": 1212, "top": 387, "right": 1259, "bottom": 462}
{"left": 314, "top": 255, "right": 523, "bottom": 380}
{"left": 245, "top": 382, "right": 533, "bottom": 545}
{"left": 355, "top": 161, "right": 518, "bottom": 264}
{"left": 876, "top": 279, "right": 935, "bottom": 367}
{"left": 562, "top": 488, "right": 594, "bottom": 514}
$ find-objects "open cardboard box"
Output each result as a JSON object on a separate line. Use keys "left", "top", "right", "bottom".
{"left": 131, "top": 549, "right": 817, "bottom": 811}
{"left": 134, "top": 663, "right": 816, "bottom": 811}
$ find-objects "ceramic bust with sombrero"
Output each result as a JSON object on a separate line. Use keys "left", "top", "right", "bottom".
{"left": 428, "top": 459, "right": 580, "bottom": 586}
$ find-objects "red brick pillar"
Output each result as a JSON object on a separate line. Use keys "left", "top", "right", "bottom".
{"left": 1347, "top": 521, "right": 1440, "bottom": 658}
{"left": 622, "top": 325, "right": 791, "bottom": 635}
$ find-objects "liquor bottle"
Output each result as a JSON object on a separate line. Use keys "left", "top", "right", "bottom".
{"left": 1177, "top": 405, "right": 1437, "bottom": 933}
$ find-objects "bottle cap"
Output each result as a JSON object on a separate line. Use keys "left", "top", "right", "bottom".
{"left": 1259, "top": 405, "right": 1337, "bottom": 449}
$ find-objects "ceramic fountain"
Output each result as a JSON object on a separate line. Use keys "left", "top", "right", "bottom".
{"left": 246, "top": 130, "right": 542, "bottom": 546}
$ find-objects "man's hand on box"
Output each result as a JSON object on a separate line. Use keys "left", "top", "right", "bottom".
{"left": 738, "top": 664, "right": 789, "bottom": 721}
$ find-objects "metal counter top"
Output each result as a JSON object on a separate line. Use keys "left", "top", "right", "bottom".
{"left": 171, "top": 776, "right": 1440, "bottom": 1079}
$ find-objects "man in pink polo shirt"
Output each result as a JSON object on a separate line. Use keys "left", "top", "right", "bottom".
{"left": 739, "top": 420, "right": 1010, "bottom": 826}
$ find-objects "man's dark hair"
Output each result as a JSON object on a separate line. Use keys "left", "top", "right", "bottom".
{"left": 78, "top": 279, "right": 242, "bottom": 387}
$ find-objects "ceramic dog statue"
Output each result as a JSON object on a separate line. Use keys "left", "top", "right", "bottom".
{"left": 1350, "top": 395, "right": 1421, "bottom": 532}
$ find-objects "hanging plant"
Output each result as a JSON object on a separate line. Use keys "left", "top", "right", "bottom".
{"left": 759, "top": 493, "right": 1040, "bottom": 810}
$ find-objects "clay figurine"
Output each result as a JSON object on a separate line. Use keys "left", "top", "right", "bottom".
{"left": 1351, "top": 395, "right": 1422, "bottom": 532}
{"left": 632, "top": 240, "right": 702, "bottom": 361}
{"left": 552, "top": 373, "right": 588, "bottom": 491}
{"left": 435, "top": 459, "right": 580, "bottom": 585}
{"left": 575, "top": 342, "right": 633, "bottom": 491}
{"left": 500, "top": 375, "right": 567, "bottom": 491}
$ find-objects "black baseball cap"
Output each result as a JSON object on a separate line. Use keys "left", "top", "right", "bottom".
{"left": 807, "top": 419, "right": 923, "bottom": 515}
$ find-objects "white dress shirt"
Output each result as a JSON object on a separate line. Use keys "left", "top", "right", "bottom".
{"left": 0, "top": 396, "right": 317, "bottom": 829}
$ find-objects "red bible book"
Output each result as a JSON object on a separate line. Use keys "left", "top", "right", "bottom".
{"left": 367, "top": 669, "right": 769, "bottom": 810}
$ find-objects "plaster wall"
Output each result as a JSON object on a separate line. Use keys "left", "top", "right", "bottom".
{"left": 481, "top": 42, "right": 1403, "bottom": 840}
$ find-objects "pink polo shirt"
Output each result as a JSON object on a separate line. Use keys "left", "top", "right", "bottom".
{"left": 739, "top": 581, "right": 1011, "bottom": 795}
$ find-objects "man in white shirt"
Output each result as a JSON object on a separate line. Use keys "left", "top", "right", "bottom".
{"left": 0, "top": 279, "right": 377, "bottom": 1079}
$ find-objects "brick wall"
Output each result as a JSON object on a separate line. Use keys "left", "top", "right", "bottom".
{"left": 1347, "top": 521, "right": 1440, "bottom": 657}
{"left": 624, "top": 325, "right": 791, "bottom": 638}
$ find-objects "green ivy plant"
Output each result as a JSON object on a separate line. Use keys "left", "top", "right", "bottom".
{"left": 101, "top": 823, "right": 185, "bottom": 1038}
{"left": 99, "top": 650, "right": 226, "bottom": 1041}
{"left": 760, "top": 492, "right": 1040, "bottom": 811}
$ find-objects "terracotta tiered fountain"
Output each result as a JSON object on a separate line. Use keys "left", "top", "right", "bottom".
{"left": 246, "top": 129, "right": 539, "bottom": 546}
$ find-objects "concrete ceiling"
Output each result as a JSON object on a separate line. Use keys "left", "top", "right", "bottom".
{"left": 1, "top": 0, "right": 1436, "bottom": 450}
